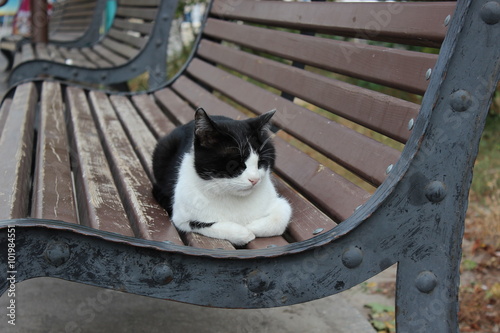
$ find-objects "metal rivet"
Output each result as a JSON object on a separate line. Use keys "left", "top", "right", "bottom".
{"left": 101, "top": 74, "right": 107, "bottom": 80}
{"left": 72, "top": 70, "right": 78, "bottom": 77}
{"left": 312, "top": 228, "right": 324, "bottom": 235}
{"left": 386, "top": 164, "right": 393, "bottom": 175}
{"left": 415, "top": 271, "right": 437, "bottom": 293}
{"left": 45, "top": 241, "right": 70, "bottom": 267}
{"left": 408, "top": 118, "right": 415, "bottom": 131}
{"left": 151, "top": 263, "right": 174, "bottom": 285}
{"left": 342, "top": 246, "right": 363, "bottom": 269}
{"left": 156, "top": 39, "right": 162, "bottom": 47}
{"left": 481, "top": 1, "right": 500, "bottom": 25}
{"left": 425, "top": 68, "right": 432, "bottom": 80}
{"left": 42, "top": 64, "right": 49, "bottom": 70}
{"left": 425, "top": 181, "right": 446, "bottom": 203}
{"left": 267, "top": 244, "right": 277, "bottom": 248}
{"left": 444, "top": 14, "right": 451, "bottom": 27}
{"left": 450, "top": 89, "right": 472, "bottom": 112}
{"left": 246, "top": 270, "right": 270, "bottom": 293}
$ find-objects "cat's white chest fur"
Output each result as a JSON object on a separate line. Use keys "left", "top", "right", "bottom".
{"left": 171, "top": 151, "right": 292, "bottom": 245}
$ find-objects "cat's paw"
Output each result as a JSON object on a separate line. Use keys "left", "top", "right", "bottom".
{"left": 247, "top": 198, "right": 292, "bottom": 237}
{"left": 228, "top": 228, "right": 256, "bottom": 246}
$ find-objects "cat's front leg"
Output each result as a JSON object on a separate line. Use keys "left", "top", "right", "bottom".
{"left": 188, "top": 221, "right": 256, "bottom": 246}
{"left": 247, "top": 197, "right": 292, "bottom": 237}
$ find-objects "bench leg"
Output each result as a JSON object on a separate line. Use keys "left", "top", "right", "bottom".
{"left": 395, "top": 256, "right": 461, "bottom": 332}
{"left": 1, "top": 49, "right": 14, "bottom": 71}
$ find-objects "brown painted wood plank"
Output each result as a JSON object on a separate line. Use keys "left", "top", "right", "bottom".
{"left": 108, "top": 29, "right": 147, "bottom": 49}
{"left": 65, "top": 86, "right": 134, "bottom": 237}
{"left": 273, "top": 179, "right": 337, "bottom": 242}
{"left": 101, "top": 38, "right": 138, "bottom": 60}
{"left": 210, "top": 0, "right": 455, "bottom": 46}
{"left": 119, "top": 0, "right": 160, "bottom": 6}
{"left": 32, "top": 82, "right": 78, "bottom": 223}
{"left": 246, "top": 236, "right": 289, "bottom": 250}
{"left": 116, "top": 7, "right": 157, "bottom": 21}
{"left": 131, "top": 94, "right": 176, "bottom": 138}
{"left": 92, "top": 44, "right": 128, "bottom": 66}
{"left": 187, "top": 57, "right": 401, "bottom": 186}
{"left": 196, "top": 40, "right": 419, "bottom": 143}
{"left": 89, "top": 91, "right": 183, "bottom": 244}
{"left": 153, "top": 88, "right": 198, "bottom": 126}
{"left": 185, "top": 233, "right": 235, "bottom": 250}
{"left": 109, "top": 95, "right": 157, "bottom": 180}
{"left": 204, "top": 18, "right": 437, "bottom": 95}
{"left": 0, "top": 83, "right": 38, "bottom": 219}
{"left": 273, "top": 138, "right": 371, "bottom": 222}
{"left": 80, "top": 47, "right": 113, "bottom": 68}
{"left": 113, "top": 18, "right": 154, "bottom": 35}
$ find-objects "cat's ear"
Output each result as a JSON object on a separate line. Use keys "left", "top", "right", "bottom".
{"left": 252, "top": 109, "right": 276, "bottom": 132}
{"left": 194, "top": 108, "right": 221, "bottom": 147}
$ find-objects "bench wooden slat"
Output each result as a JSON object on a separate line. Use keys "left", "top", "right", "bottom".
{"left": 116, "top": 7, "right": 158, "bottom": 21}
{"left": 273, "top": 137, "right": 370, "bottom": 222}
{"left": 197, "top": 39, "right": 419, "bottom": 143}
{"left": 108, "top": 29, "right": 147, "bottom": 49}
{"left": 119, "top": 0, "right": 161, "bottom": 6}
{"left": 154, "top": 88, "right": 201, "bottom": 127}
{"left": 0, "top": 83, "right": 38, "bottom": 219}
{"left": 66, "top": 87, "right": 134, "bottom": 237}
{"left": 113, "top": 18, "right": 154, "bottom": 35}
{"left": 109, "top": 95, "right": 157, "bottom": 180}
{"left": 247, "top": 236, "right": 289, "bottom": 250}
{"left": 80, "top": 47, "right": 113, "bottom": 68}
{"left": 204, "top": 18, "right": 438, "bottom": 95}
{"left": 89, "top": 91, "right": 183, "bottom": 244}
{"left": 210, "top": 0, "right": 455, "bottom": 46}
{"left": 187, "top": 57, "right": 401, "bottom": 186}
{"left": 273, "top": 179, "right": 337, "bottom": 242}
{"left": 101, "top": 38, "right": 139, "bottom": 60}
{"left": 131, "top": 94, "right": 177, "bottom": 138}
{"left": 32, "top": 82, "right": 78, "bottom": 223}
{"left": 92, "top": 44, "right": 128, "bottom": 66}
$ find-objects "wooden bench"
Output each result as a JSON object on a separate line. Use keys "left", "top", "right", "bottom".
{"left": 7, "top": 0, "right": 179, "bottom": 90}
{"left": 1, "top": 0, "right": 499, "bottom": 331}
{"left": 0, "top": 0, "right": 106, "bottom": 71}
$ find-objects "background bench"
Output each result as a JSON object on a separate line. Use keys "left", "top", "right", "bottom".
{"left": 7, "top": 0, "right": 179, "bottom": 90}
{"left": 0, "top": 0, "right": 106, "bottom": 71}
{"left": 1, "top": 0, "right": 499, "bottom": 331}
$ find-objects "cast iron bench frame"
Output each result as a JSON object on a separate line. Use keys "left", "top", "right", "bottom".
{"left": 0, "top": 1, "right": 499, "bottom": 332}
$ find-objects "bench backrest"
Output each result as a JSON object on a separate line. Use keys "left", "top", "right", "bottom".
{"left": 91, "top": 0, "right": 164, "bottom": 66}
{"left": 160, "top": 0, "right": 456, "bottom": 239}
{"left": 48, "top": 0, "right": 102, "bottom": 42}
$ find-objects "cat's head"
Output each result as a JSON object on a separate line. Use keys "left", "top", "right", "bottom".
{"left": 193, "top": 108, "right": 276, "bottom": 196}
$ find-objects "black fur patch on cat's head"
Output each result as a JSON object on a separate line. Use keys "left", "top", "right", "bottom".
{"left": 193, "top": 108, "right": 276, "bottom": 180}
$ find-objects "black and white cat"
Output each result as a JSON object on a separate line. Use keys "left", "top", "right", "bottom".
{"left": 152, "top": 108, "right": 292, "bottom": 245}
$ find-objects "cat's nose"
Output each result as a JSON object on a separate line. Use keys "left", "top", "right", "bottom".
{"left": 248, "top": 177, "right": 260, "bottom": 186}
